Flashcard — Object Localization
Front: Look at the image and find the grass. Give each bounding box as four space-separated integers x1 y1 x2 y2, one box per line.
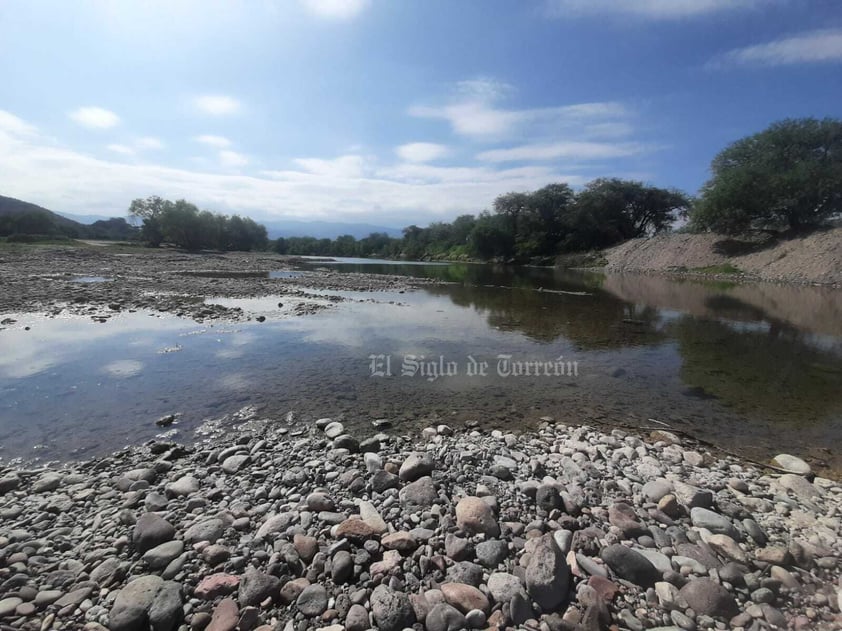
691 262 742 275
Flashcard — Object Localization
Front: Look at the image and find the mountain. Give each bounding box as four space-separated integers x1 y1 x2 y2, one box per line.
261 219 402 240
0 195 137 240
56 211 119 224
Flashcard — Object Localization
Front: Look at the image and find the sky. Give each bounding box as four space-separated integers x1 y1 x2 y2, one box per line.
0 0 840 228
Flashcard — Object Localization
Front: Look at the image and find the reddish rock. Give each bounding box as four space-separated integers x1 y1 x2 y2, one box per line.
588 576 620 601
194 573 240 600
335 518 378 541
440 583 490 614
207 598 239 631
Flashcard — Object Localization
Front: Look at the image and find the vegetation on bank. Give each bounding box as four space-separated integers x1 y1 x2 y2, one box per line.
128 196 268 251
0 195 137 241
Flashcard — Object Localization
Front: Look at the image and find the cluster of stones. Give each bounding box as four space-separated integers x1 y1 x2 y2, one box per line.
0 419 840 631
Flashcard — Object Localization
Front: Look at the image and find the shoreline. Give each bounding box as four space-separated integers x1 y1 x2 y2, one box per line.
0 416 839 630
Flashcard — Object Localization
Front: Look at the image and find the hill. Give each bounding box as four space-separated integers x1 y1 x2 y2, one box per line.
0 195 137 240
261 219 402 240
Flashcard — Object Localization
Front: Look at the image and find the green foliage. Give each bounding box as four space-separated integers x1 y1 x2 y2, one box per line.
691 263 741 275
692 117 842 234
128 196 268 251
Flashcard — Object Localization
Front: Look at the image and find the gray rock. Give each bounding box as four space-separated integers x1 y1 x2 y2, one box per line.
297 584 328 616
679 578 739 619
345 603 369 631
399 476 437 509
372 470 400 493
109 575 164 631
221 454 250 474
445 534 473 561
32 472 62 493
184 518 224 544
255 512 296 540
0 475 20 494
324 421 345 438
148 581 182 631
673 481 713 509
332 550 354 584
399 453 435 481
600 544 661 587
133 513 175 554
525 534 570 610
425 603 467 631
535 485 563 512
689 508 739 539
608 502 648 537
370 585 415 631
0 598 22 617
642 479 673 502
475 539 508 568
142 540 185 570
487 572 526 603
165 475 199 497
238 567 280 607
771 454 811 475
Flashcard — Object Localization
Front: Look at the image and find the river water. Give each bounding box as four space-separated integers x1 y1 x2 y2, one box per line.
1 259 840 473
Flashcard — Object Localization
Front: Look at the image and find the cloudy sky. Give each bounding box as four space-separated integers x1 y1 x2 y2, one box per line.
0 0 840 227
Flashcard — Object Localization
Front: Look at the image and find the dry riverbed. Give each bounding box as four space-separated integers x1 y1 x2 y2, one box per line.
0 417 839 631
0 246 433 323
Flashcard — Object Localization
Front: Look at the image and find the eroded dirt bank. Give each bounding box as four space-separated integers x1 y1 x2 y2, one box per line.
601 227 842 286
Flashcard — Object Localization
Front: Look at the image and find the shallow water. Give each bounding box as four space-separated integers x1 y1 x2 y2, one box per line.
1 260 840 472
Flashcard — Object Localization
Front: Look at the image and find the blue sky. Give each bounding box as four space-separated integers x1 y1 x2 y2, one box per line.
0 0 840 227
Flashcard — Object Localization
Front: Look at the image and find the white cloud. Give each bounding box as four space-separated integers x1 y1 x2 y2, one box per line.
195 95 241 116
69 106 121 129
194 134 232 148
300 0 370 19
293 155 367 178
711 29 842 68
546 0 768 19
136 136 164 150
219 150 249 168
395 142 449 163
477 141 648 163
0 110 645 227
107 144 135 156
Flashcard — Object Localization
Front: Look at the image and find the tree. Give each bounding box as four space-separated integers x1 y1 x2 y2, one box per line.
128 196 170 247
692 118 842 234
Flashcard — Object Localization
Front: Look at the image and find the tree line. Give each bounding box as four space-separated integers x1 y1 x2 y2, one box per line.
128 197 268 251
126 117 840 259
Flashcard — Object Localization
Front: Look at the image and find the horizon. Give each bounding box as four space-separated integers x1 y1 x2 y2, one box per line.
0 1 840 227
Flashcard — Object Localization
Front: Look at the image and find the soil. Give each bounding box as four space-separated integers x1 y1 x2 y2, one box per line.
601 226 842 286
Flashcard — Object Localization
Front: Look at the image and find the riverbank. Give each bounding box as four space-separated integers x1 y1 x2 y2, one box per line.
0 415 839 631
601 227 842 287
0 245 434 323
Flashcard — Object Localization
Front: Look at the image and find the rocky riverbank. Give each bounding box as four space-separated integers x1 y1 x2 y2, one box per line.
0 417 839 631
0 246 432 323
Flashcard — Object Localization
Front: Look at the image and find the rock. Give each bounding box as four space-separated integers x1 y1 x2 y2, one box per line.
778 474 822 501
184 518 225 544
345 604 369 631
221 454 250 474
399 476 438 509
755 546 792 566
525 534 570 610
148 581 182 631
707 534 748 564
333 434 359 451
255 512 296 540
371 549 402 575
90 557 125 587
0 598 22 617
455 496 499 537
608 502 648 537
673 481 713 509
323 421 344 438
465 609 486 629
487 573 526 603
359 500 388 534
658 494 682 518
0 475 20 494
399 452 434 481
771 454 811 475
32 472 62 493
425 603 467 631
306 492 335 512
441 583 490 614
279 578 310 605
679 578 739 619
297 584 328 616
109 575 164 631
206 598 238 631
143 540 185 569
475 539 508 567
293 534 319 562
650 430 680 444
689 507 739 539
447 561 484 586
600 544 661 587
133 513 176 554
166 475 199 497
382 531 417 553
194 574 240 600
332 550 354 583
642 479 673 502
535 485 563 512
335 518 378 541
655 581 687 611
239 567 280 607
445 534 473 561
372 470 400 493
370 585 415 631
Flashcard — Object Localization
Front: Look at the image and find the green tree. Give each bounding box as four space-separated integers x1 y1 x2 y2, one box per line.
692 118 842 234
128 196 170 247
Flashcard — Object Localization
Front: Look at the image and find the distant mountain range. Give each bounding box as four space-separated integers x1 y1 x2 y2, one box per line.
259 219 402 240
0 196 137 240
